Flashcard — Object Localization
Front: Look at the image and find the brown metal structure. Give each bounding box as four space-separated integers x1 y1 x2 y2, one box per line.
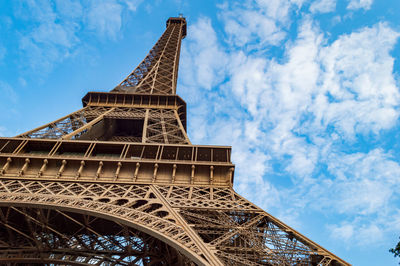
0 17 350 265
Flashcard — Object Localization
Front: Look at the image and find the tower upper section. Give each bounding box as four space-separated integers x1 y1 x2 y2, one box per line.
113 17 187 95
17 17 190 144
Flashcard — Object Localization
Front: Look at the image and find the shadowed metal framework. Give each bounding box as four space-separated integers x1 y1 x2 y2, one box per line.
0 17 350 265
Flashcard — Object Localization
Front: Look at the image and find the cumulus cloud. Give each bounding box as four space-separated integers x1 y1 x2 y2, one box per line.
181 17 227 91
85 0 123 40
231 19 400 237
15 1 80 73
330 223 354 242
316 22 400 138
266 20 399 242
218 0 308 49
180 15 282 209
310 0 336 14
325 149 400 214
221 8 286 47
180 1 400 248
19 20 79 72
347 0 373 10
14 0 143 74
31 22 78 48
224 18 323 179
121 0 143 11
255 0 306 23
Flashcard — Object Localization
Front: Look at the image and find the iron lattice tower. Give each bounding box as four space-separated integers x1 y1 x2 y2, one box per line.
0 17 350 266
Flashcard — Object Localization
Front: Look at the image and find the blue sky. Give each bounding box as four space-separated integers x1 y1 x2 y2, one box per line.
1 0 400 265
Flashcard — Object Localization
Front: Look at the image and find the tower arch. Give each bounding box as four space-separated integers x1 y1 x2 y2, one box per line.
0 193 204 265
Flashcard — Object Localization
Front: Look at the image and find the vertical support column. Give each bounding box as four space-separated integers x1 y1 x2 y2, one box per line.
142 109 150 143
160 110 169 144
0 158 12 175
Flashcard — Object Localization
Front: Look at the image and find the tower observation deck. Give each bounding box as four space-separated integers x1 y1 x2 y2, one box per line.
0 17 350 265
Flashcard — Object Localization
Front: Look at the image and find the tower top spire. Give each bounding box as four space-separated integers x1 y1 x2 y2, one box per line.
113 16 187 94
166 16 186 38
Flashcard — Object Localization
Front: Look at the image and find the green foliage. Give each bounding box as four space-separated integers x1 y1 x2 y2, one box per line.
390 237 400 263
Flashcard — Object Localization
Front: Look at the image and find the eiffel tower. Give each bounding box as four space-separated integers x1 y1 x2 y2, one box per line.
0 17 350 266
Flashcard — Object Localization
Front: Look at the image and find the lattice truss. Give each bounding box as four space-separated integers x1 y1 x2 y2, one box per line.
0 179 338 265
18 107 109 139
18 107 189 144
113 18 185 94
146 109 188 144
0 207 193 266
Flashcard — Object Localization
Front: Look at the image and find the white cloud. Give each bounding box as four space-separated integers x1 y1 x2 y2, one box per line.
316 22 400 138
330 221 385 246
299 148 400 247
218 0 308 49
180 16 282 210
347 0 373 10
330 223 354 241
85 0 123 40
255 0 306 23
267 22 400 240
357 224 384 244
15 1 79 73
223 18 323 180
19 22 78 73
180 6 400 248
217 4 398 146
31 21 78 48
221 9 286 47
325 149 400 214
120 0 143 11
14 0 143 74
310 0 336 14
181 17 227 91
